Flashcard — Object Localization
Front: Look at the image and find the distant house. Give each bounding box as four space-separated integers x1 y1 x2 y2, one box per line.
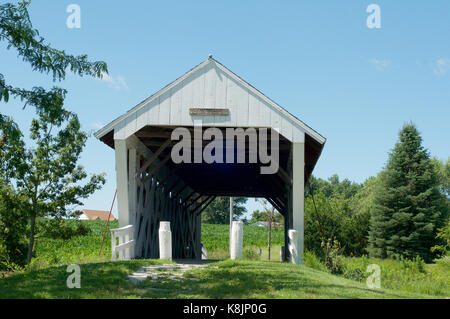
76 209 115 221
251 221 282 228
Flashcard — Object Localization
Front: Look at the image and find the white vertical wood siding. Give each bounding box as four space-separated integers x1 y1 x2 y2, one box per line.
112 60 306 143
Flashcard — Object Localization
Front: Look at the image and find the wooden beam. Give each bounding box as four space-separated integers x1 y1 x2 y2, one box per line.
266 174 286 195
128 146 138 226
292 142 305 264
141 140 174 148
138 139 172 175
126 135 153 159
158 166 181 185
189 108 229 116
128 134 173 182
185 193 203 209
269 195 283 209
115 139 129 227
173 183 188 199
147 152 172 176
181 190 196 205
135 131 172 139
191 195 213 215
192 188 271 198
267 197 284 215
277 164 292 186
287 142 293 171
167 177 182 194
196 196 216 216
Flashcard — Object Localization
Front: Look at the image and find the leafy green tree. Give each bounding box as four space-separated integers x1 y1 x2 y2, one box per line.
430 157 450 198
0 184 28 269
0 2 107 125
343 177 377 256
1 112 105 264
202 197 247 224
305 175 371 257
249 210 266 223
431 220 450 256
249 209 283 224
0 117 29 269
304 191 342 257
307 174 362 200
367 123 448 262
0 1 108 266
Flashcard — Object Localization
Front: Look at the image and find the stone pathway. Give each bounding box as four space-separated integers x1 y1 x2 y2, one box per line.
128 260 216 284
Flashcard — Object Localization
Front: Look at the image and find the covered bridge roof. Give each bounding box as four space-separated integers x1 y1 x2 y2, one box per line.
95 57 325 201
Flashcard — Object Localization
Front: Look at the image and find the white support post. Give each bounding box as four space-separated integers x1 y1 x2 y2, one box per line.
128 146 137 227
230 221 243 260
201 244 208 260
288 229 299 264
115 139 130 228
159 221 172 260
292 142 305 264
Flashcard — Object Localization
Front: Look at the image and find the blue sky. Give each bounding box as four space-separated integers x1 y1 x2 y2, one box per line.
1 0 449 218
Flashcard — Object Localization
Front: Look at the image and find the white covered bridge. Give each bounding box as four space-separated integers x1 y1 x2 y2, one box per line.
94 56 325 264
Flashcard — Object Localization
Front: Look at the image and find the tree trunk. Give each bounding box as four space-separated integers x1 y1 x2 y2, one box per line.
27 213 36 264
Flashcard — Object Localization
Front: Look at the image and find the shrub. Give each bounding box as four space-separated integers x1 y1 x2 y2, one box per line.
0 243 23 273
398 255 426 274
431 222 450 256
303 250 327 272
37 218 92 240
0 188 28 269
322 239 345 275
243 248 260 261
343 268 365 282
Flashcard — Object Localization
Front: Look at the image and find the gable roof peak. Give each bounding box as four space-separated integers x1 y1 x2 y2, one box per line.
94 57 325 145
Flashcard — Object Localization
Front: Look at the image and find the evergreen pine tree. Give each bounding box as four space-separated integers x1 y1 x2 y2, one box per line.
367 123 447 262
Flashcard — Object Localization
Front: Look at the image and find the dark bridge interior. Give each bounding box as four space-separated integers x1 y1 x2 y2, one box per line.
100 125 324 217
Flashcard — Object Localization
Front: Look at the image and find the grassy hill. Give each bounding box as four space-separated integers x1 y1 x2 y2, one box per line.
0 259 437 299
1 220 448 299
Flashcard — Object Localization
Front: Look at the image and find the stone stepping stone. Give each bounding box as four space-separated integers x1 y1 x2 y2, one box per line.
128 262 210 284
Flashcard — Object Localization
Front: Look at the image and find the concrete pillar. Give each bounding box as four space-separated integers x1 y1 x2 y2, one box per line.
292 142 305 264
201 244 208 260
230 221 243 260
159 221 172 260
114 139 130 227
288 229 299 264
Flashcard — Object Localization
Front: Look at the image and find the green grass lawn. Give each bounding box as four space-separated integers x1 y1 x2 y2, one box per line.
201 223 284 252
29 219 117 269
1 220 448 299
0 259 438 299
